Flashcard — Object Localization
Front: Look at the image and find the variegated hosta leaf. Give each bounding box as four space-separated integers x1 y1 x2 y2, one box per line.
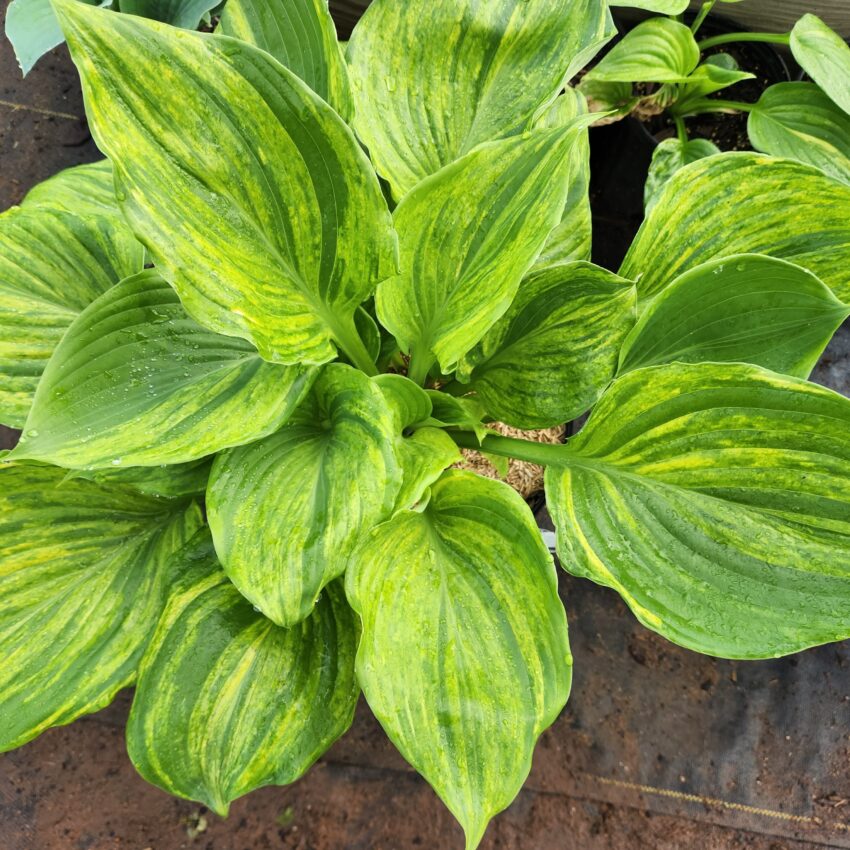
644 138 721 212
608 0 688 12
11 271 315 469
457 262 636 429
22 159 118 217
672 55 755 115
791 14 850 117
748 83 850 186
347 471 572 850
533 90 593 266
127 532 359 814
619 255 849 379
347 0 613 198
620 152 850 303
585 18 700 84
119 0 219 28
207 363 401 626
67 457 212 500
545 362 850 659
55 0 397 368
0 208 143 428
376 128 582 382
374 374 460 511
219 0 352 120
0 463 203 751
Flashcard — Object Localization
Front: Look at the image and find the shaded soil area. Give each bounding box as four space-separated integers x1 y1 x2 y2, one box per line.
2 1 850 848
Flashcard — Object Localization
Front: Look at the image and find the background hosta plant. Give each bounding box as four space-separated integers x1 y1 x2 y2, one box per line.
1 0 849 847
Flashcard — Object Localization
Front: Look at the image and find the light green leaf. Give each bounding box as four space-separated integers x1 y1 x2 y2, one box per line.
619 254 849 378
376 128 582 381
119 0 219 28
533 90 593 266
55 0 397 368
577 78 639 122
0 208 144 428
374 374 461 511
608 0 689 12
620 152 850 303
219 0 352 119
4 0 105 75
748 83 850 185
66 458 212 500
127 532 359 815
545 362 850 659
11 270 315 469
791 14 850 117
347 0 613 198
22 159 119 217
586 19 700 84
347 470 571 850
207 363 401 627
644 137 721 211
457 262 636 429
425 392 489 444
673 58 755 113
0 463 202 751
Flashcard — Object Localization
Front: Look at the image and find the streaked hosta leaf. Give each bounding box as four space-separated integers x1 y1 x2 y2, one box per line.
119 0 219 28
374 374 460 510
347 471 571 850
55 0 397 367
0 463 202 751
533 91 593 266
545 362 850 659
347 0 612 198
619 255 849 378
585 19 700 84
644 137 720 211
608 0 688 11
376 128 581 381
22 159 118 217
11 271 315 469
207 364 401 626
219 0 352 119
127 532 359 814
620 152 850 302
67 458 212 500
4 0 105 75
0 208 143 427
791 14 850 117
748 83 850 185
457 262 636 429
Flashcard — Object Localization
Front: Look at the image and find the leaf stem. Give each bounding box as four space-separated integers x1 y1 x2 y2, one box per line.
331 319 379 376
681 97 755 114
674 115 688 144
690 0 716 35
449 430 566 466
407 348 435 386
697 31 791 51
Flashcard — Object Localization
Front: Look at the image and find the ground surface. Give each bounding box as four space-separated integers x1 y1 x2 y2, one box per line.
1 2 850 848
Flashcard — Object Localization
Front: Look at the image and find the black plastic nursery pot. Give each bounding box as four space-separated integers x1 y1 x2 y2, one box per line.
2 2 850 849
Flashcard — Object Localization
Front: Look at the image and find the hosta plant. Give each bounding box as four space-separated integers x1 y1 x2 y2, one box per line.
586 0 850 205
2 0 850 847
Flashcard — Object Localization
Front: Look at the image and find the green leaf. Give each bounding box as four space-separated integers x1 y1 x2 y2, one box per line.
791 14 850 117
118 0 219 28
347 0 613 198
644 137 721 211
619 254 849 378
11 270 315 469
347 470 571 850
533 90 593 266
673 58 755 113
374 374 461 511
425 392 489 444
55 0 397 368
22 159 119 217
577 78 639 122
608 0 689 12
66 458 212 500
620 152 850 303
457 262 636 429
207 363 401 626
376 128 583 381
219 0 352 119
127 532 359 815
748 82 850 186
4 0 105 75
545 362 850 659
0 463 203 751
0 208 143 428
586 19 700 84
